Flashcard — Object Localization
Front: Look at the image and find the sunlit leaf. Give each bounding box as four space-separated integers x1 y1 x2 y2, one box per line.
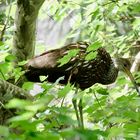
18 60 28 66
58 49 79 66
5 54 16 62
60 128 76 139
108 127 124 138
57 83 72 98
96 87 109 95
39 76 47 82
86 41 101 52
0 126 9 137
85 51 97 60
0 41 4 46
8 112 34 122
6 98 31 109
22 82 34 90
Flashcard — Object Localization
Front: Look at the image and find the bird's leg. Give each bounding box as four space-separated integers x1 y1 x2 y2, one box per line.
72 97 81 127
68 72 80 126
69 70 83 128
72 87 83 128
78 98 84 128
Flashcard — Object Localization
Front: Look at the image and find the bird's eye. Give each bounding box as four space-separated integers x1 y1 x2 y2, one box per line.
123 63 127 67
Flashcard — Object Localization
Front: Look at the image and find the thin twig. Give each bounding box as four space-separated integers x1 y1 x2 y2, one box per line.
0 0 12 41
61 96 65 107
93 92 103 111
0 70 6 80
102 0 119 6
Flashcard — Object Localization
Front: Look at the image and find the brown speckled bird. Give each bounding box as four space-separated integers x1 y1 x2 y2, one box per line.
25 42 140 128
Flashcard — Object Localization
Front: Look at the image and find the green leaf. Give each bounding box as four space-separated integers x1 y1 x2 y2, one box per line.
25 103 45 112
85 51 97 61
6 98 31 109
132 4 140 13
117 76 127 85
0 41 4 46
0 24 4 30
124 123 140 139
57 83 72 98
124 123 140 132
10 120 40 131
45 133 60 140
8 112 34 122
85 41 101 60
58 49 79 66
0 126 9 137
0 62 13 80
91 8 100 20
22 82 34 90
5 54 16 62
109 117 129 123
58 114 75 125
76 129 108 140
41 82 53 91
60 128 76 139
108 127 124 138
18 60 28 66
86 41 101 52
96 87 109 95
0 62 12 73
39 76 47 82
58 55 71 67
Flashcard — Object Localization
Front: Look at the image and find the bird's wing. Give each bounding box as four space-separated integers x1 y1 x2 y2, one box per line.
26 42 89 69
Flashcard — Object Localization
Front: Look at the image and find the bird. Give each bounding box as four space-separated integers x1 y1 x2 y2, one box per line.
24 42 140 128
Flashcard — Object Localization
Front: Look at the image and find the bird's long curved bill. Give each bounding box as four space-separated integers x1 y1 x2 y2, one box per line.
124 68 140 96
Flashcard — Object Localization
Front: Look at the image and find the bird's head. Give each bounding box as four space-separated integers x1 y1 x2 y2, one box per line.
114 58 140 95
114 58 131 72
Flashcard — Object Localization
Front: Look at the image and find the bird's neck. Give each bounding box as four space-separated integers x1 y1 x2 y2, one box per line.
102 61 119 85
112 58 119 69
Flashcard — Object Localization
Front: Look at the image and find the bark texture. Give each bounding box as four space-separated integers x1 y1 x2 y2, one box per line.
12 0 45 61
0 79 32 124
1 0 44 124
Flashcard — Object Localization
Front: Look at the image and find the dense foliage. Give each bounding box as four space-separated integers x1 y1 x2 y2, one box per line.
0 0 140 139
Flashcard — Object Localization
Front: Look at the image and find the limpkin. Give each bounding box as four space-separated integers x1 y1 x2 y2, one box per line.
25 42 140 128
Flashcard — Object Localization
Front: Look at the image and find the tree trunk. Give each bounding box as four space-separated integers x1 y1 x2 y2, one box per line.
0 0 45 125
12 0 45 61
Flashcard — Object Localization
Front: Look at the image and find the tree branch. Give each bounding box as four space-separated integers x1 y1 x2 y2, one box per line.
0 79 32 103
0 79 33 125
